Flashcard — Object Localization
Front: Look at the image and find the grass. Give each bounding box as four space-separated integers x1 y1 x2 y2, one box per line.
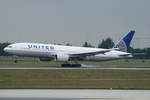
0 69 150 89
0 57 150 89
0 61 150 67
0 61 61 66
0 56 150 67
83 61 150 67
0 57 150 67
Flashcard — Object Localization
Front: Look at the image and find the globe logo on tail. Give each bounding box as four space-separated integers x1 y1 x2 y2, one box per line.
116 40 127 52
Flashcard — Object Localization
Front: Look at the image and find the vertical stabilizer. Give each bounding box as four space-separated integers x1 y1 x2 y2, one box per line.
113 30 135 52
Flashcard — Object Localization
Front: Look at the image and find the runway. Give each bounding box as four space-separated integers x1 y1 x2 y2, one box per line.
0 89 150 100
0 66 150 100
0 65 150 70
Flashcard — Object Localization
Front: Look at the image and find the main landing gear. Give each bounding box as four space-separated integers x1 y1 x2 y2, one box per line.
61 63 81 67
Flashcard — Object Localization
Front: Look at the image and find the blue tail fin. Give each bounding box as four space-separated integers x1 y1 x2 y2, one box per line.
113 30 135 52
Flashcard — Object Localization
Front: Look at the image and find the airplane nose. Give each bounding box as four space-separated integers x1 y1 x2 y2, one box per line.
4 47 8 52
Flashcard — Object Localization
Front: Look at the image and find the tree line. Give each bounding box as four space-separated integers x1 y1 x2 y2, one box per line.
0 39 150 59
0 42 10 56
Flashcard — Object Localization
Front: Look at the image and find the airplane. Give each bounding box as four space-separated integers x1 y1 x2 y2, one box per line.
4 30 135 67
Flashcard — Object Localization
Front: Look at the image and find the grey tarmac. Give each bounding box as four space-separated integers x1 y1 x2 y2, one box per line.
0 89 150 100
0 65 150 70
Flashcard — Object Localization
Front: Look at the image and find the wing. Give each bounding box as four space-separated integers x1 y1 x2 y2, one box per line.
69 50 110 57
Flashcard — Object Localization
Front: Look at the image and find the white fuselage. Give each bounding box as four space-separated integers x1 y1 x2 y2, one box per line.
4 43 132 61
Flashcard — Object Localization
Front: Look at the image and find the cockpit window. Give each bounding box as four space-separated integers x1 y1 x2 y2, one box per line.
8 46 12 48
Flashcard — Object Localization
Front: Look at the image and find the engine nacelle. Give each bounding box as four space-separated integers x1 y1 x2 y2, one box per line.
40 57 54 61
56 53 69 62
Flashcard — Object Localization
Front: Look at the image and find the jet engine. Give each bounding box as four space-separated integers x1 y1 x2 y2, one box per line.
56 53 69 62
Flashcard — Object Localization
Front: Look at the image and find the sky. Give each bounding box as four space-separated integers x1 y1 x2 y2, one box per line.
0 0 150 48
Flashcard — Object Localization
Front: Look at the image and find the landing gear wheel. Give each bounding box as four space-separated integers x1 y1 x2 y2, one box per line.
14 60 18 63
61 64 81 67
